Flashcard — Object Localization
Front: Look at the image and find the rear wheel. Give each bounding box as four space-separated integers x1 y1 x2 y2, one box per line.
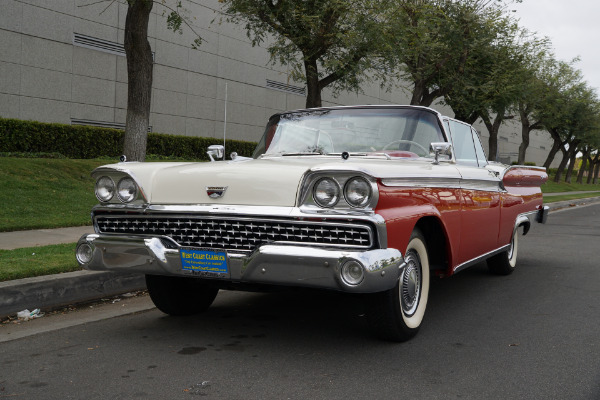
145 275 219 316
487 229 518 275
367 228 430 341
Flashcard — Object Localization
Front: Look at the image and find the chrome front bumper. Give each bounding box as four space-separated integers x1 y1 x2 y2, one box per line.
76 234 405 294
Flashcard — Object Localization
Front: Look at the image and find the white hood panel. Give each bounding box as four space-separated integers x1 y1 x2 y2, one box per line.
97 157 460 207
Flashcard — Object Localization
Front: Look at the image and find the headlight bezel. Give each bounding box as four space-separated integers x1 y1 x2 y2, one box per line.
92 168 146 205
300 171 378 212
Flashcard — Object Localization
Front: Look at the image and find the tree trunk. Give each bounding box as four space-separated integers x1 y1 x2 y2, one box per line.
517 127 530 165
564 143 580 184
554 147 569 183
123 0 154 162
410 79 426 106
543 137 562 170
586 154 597 184
593 160 600 184
304 58 322 108
576 148 589 184
481 112 504 162
517 105 530 165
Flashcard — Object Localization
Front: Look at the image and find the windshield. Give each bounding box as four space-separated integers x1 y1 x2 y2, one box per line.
252 107 445 158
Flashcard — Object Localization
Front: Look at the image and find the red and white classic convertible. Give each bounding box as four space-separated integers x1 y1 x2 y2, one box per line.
76 105 549 341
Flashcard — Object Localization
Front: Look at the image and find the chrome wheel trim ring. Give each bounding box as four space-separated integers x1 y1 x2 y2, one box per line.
401 250 421 317
508 232 515 260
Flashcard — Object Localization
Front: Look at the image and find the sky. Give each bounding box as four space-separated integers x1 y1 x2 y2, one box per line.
512 0 600 94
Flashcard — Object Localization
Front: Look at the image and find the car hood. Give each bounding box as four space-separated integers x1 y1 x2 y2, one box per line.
98 156 460 207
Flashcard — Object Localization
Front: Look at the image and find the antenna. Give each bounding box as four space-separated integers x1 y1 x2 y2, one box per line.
223 82 228 157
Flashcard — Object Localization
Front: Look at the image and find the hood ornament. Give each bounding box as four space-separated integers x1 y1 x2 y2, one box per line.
206 186 228 198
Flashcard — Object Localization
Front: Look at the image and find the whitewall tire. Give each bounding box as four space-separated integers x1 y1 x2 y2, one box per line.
367 228 430 341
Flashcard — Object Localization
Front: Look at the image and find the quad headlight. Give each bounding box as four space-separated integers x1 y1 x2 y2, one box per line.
95 176 115 202
95 174 140 204
313 177 341 208
308 174 376 210
344 177 372 208
117 177 137 203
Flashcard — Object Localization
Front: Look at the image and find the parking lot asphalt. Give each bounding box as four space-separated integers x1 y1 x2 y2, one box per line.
1 196 599 319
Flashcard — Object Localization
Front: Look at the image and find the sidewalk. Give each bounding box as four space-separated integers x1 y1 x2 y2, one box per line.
2 193 600 319
0 225 93 250
543 190 600 197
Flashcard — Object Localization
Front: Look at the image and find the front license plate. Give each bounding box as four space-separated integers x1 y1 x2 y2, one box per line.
180 247 229 278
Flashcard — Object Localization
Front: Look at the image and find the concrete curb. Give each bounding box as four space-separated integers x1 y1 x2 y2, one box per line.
0 270 146 319
545 196 600 211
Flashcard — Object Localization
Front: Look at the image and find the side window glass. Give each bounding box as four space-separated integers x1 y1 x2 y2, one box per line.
448 120 477 166
472 128 488 167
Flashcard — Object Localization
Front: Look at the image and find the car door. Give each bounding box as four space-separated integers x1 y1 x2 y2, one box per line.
446 119 502 267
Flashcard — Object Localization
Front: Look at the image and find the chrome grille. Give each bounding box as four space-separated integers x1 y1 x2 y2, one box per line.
95 215 374 252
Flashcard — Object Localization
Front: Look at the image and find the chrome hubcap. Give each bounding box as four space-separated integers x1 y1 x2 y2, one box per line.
401 250 421 316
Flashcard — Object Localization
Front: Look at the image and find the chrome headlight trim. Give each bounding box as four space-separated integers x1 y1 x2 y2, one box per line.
117 177 138 203
299 170 379 211
91 167 148 205
95 176 115 202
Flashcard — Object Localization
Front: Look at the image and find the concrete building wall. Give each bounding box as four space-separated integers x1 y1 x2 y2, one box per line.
0 0 557 166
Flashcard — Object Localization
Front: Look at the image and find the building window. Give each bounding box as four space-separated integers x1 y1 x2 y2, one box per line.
73 33 154 60
71 118 152 132
266 80 306 96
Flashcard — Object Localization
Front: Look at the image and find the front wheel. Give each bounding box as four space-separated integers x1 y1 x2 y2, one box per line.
487 229 518 275
146 275 219 316
366 229 430 341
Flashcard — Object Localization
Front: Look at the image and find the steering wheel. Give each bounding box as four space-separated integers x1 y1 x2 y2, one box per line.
382 140 428 156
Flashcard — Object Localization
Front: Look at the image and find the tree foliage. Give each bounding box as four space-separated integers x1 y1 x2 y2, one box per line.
218 0 390 108
387 0 511 108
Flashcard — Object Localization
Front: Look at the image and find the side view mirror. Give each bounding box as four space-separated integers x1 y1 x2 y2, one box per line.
207 145 225 162
429 142 453 165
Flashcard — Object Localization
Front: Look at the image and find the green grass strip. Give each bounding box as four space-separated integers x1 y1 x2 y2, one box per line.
0 158 106 232
543 192 600 203
542 179 600 193
0 243 80 282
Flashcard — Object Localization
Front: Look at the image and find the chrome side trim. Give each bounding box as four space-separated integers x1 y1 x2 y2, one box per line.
381 177 502 192
381 177 461 188
453 244 511 274
460 179 502 192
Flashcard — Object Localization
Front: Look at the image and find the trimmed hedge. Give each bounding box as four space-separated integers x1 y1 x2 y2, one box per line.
0 118 257 161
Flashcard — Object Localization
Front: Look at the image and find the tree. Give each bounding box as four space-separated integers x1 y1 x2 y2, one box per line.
387 0 511 108
544 82 598 183
443 16 534 160
123 0 154 162
84 0 202 161
515 41 553 164
218 0 390 108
